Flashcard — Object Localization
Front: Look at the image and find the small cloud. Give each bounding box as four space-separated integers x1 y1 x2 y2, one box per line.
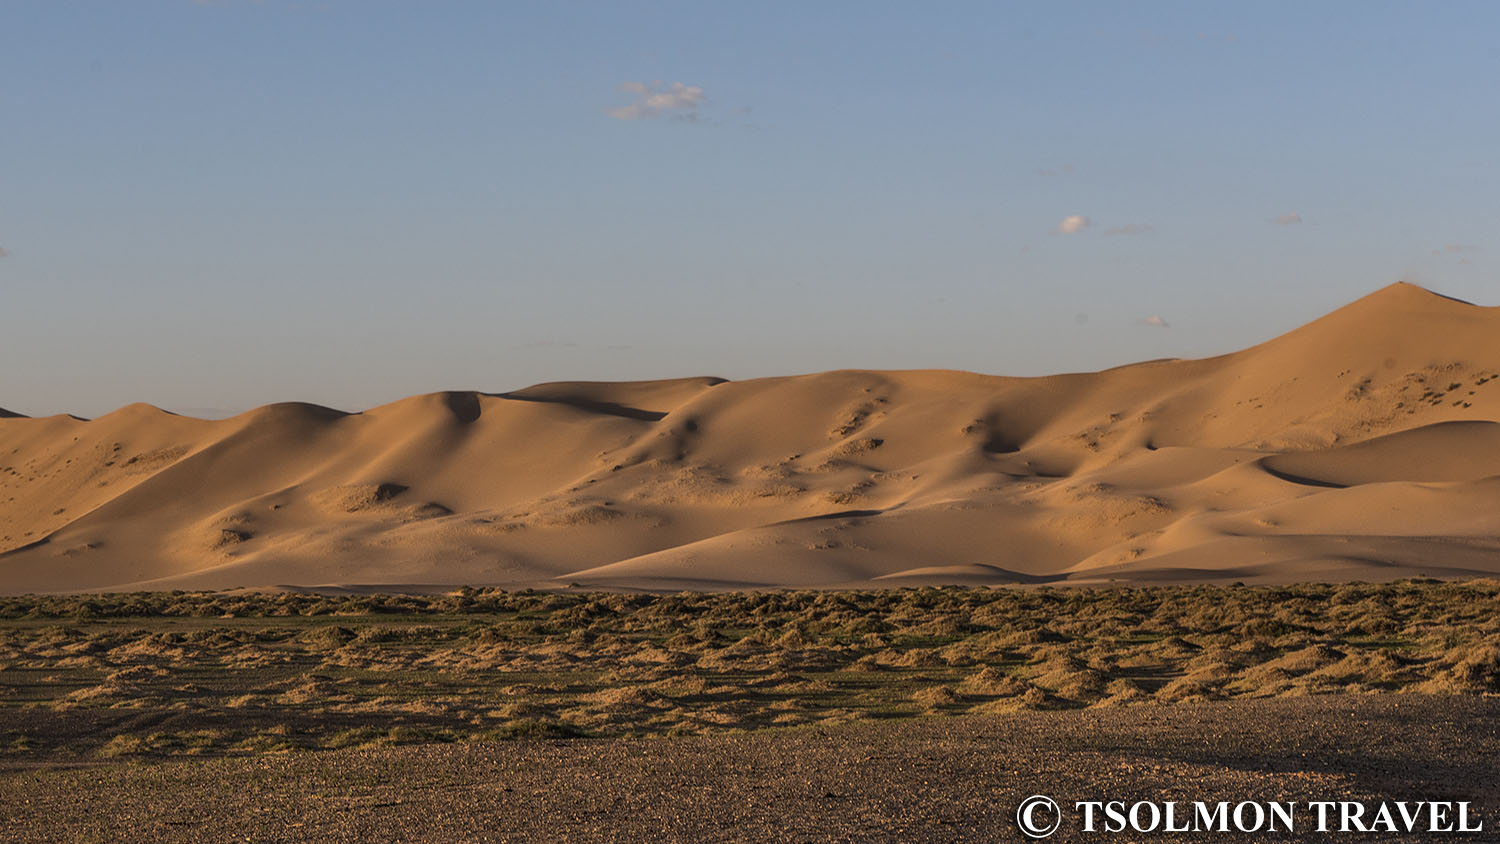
1056 215 1092 235
0 246 8 258
1272 212 1302 225
1104 223 1154 236
1139 315 1170 328
608 81 706 121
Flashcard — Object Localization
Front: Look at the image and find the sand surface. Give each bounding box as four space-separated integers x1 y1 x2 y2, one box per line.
4 282 1500 592
5 696 1496 842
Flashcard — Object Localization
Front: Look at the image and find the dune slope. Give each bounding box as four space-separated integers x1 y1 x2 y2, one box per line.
3 283 1500 592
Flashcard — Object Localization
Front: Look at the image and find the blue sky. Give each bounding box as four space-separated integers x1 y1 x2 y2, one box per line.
2 1 1496 417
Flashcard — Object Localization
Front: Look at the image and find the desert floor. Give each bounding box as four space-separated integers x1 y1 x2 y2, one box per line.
2 696 1496 843
3 584 1500 841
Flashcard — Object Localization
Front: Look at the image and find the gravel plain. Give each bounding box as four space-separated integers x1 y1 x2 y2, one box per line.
4 695 1498 843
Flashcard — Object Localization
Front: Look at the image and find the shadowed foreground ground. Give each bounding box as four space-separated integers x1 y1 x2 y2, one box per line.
5 695 1498 843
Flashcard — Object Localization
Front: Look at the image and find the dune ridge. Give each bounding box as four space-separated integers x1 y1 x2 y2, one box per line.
4 282 1500 593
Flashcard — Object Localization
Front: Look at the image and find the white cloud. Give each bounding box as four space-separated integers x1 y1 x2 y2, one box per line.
1056 215 1092 234
608 81 705 121
1104 223 1154 236
1273 212 1302 225
1139 315 1170 327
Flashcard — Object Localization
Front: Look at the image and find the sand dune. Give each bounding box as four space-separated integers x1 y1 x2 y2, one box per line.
4 282 1500 592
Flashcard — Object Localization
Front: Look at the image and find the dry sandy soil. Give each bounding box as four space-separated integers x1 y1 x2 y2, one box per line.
4 695 1497 843
3 282 1500 592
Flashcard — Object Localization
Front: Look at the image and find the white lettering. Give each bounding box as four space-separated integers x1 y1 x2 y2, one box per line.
1268 801 1295 832
1130 801 1161 832
1458 802 1483 832
1074 801 1101 832
1103 800 1128 833
1431 802 1453 832
1369 803 1397 833
1163 802 1190 833
1395 802 1423 831
1049 796 1481 834
1342 801 1368 833
1233 801 1265 832
1310 800 1336 832
1194 801 1229 832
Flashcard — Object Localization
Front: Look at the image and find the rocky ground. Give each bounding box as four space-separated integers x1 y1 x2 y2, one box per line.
5 695 1498 843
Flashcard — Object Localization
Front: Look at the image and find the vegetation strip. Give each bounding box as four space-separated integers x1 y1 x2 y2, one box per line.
2 580 1498 763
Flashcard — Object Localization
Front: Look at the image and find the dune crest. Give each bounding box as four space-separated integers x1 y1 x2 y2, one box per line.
4 283 1500 592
